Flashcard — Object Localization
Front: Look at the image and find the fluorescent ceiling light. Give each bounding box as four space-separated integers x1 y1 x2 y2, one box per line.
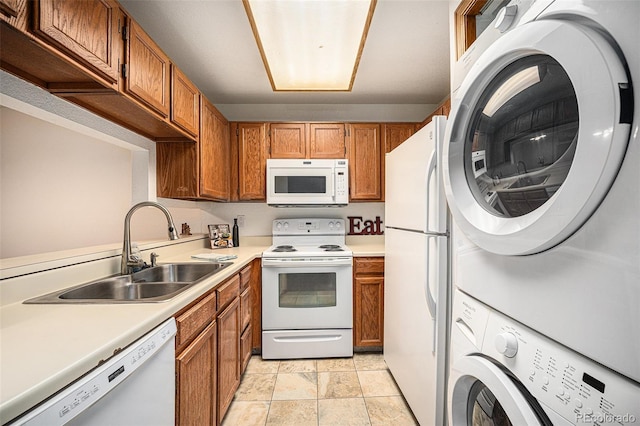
243 0 376 91
483 66 541 117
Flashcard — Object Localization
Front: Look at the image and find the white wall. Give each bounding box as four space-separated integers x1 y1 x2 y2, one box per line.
0 107 133 257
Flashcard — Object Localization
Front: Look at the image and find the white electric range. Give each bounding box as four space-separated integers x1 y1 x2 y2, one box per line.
261 218 353 359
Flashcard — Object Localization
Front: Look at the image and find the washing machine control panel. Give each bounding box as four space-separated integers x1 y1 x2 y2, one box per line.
483 313 640 425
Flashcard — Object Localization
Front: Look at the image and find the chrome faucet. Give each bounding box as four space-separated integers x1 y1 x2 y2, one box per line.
121 201 179 274
517 161 528 174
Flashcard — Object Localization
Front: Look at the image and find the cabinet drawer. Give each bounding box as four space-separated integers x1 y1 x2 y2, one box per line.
354 257 384 275
217 274 240 311
240 264 252 292
175 290 216 352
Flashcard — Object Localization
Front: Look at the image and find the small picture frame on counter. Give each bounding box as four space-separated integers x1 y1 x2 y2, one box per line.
208 224 234 249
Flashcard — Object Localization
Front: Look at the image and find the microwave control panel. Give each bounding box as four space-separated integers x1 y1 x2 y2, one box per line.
335 160 349 202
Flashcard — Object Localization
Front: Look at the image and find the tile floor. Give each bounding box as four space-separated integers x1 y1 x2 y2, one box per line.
221 353 419 426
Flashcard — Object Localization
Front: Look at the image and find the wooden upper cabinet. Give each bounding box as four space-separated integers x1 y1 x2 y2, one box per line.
269 123 306 158
420 97 451 129
309 123 346 158
383 123 416 153
236 122 267 201
125 18 170 117
33 0 121 84
381 123 417 201
171 65 200 138
200 96 230 201
348 123 382 201
0 0 19 17
156 141 198 199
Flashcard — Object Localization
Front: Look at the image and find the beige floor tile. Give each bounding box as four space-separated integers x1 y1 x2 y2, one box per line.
365 396 418 426
357 370 401 397
272 372 318 400
318 398 371 425
318 371 363 399
221 400 269 426
245 356 280 374
317 357 356 372
354 353 388 371
278 359 317 373
266 400 318 425
235 373 277 401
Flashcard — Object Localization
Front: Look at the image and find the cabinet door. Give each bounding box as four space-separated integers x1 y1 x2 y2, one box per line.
176 321 217 426
200 96 230 200
383 123 416 153
354 257 385 348
171 65 199 137
382 123 417 201
240 287 251 332
217 297 240 424
125 19 170 116
0 0 19 17
309 123 346 158
156 141 198 199
34 0 120 83
237 122 267 200
354 276 385 347
240 323 253 374
269 123 306 158
349 123 382 201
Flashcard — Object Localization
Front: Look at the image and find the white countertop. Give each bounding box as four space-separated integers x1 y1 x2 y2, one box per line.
0 237 383 423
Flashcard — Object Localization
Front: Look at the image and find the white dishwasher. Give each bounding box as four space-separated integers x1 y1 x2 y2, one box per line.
9 318 177 426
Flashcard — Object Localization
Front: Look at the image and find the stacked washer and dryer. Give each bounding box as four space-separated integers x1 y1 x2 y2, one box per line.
442 0 640 424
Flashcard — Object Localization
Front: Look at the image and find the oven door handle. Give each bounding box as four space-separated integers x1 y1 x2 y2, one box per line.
262 258 353 267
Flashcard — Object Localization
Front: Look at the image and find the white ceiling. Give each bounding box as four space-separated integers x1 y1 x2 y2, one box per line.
118 0 452 107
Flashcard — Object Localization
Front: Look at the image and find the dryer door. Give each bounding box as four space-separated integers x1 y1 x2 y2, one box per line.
449 355 552 425
443 19 632 255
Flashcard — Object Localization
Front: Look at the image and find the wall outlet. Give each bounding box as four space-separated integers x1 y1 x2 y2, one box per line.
237 215 245 227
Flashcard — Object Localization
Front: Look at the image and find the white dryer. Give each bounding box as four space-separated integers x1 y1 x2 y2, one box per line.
443 0 640 383
449 289 640 425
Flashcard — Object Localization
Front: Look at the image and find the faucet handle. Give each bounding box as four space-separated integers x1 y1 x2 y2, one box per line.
150 252 159 267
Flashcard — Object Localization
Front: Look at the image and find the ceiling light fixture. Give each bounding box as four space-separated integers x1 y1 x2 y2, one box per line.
243 0 377 92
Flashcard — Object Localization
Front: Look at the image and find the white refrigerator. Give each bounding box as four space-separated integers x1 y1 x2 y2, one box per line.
384 116 449 426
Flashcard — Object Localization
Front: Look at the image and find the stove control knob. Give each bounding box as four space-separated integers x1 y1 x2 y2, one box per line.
495 332 518 358
275 222 282 231
283 222 289 230
335 221 342 230
329 221 335 229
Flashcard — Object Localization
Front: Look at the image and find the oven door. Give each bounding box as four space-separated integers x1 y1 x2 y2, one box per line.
261 257 353 330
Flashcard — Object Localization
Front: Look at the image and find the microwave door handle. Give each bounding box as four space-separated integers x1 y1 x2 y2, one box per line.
331 172 335 200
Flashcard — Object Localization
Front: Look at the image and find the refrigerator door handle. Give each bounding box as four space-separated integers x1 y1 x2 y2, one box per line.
424 150 437 234
425 236 437 354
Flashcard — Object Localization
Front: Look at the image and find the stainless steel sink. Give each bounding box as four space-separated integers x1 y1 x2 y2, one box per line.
24 262 231 304
508 175 549 189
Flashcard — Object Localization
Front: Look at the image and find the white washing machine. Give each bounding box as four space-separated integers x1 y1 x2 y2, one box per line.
449 289 640 426
443 0 640 385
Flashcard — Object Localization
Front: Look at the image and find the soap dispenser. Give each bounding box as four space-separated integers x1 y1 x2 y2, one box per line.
232 218 240 247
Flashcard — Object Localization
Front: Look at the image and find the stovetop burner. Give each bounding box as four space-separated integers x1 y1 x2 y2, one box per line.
272 245 297 252
320 244 344 252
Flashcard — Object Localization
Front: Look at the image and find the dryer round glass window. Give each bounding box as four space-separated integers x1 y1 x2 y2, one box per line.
465 55 578 218
442 19 632 255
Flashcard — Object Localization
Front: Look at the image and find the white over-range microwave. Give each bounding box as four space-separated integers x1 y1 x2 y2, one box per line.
266 159 349 206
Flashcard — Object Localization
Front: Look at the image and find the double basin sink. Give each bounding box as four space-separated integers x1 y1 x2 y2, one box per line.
25 263 231 304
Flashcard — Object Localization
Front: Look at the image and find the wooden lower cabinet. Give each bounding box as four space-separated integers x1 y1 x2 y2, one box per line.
176 321 217 426
217 296 241 424
174 267 254 426
353 257 385 349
